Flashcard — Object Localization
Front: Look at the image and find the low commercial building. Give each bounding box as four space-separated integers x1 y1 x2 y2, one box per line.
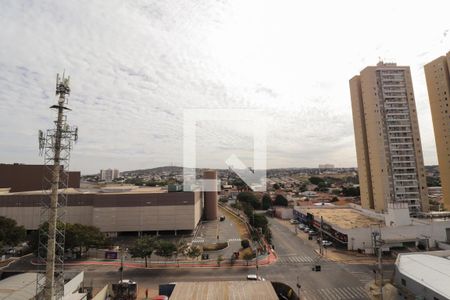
294 204 450 253
394 251 450 299
0 186 203 236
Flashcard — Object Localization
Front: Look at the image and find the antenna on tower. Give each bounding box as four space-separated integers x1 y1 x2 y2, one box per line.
36 72 78 300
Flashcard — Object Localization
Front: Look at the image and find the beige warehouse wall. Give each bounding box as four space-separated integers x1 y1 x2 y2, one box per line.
92 205 197 232
0 206 93 230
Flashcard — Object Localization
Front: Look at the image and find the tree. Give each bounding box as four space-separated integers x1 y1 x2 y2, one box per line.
231 178 250 192
309 177 324 185
237 192 260 210
129 236 157 267
264 228 272 244
342 186 360 197
186 245 202 260
155 240 176 260
65 223 105 257
243 251 254 266
261 194 272 210
330 196 339 203
217 255 224 267
273 183 280 190
251 214 268 230
274 194 288 207
0 216 26 247
316 181 329 192
175 239 188 267
30 221 65 258
299 183 307 193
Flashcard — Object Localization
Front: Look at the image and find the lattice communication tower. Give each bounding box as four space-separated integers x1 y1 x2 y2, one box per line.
36 73 78 300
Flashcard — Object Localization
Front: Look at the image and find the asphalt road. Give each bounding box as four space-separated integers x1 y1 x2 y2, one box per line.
2 217 395 300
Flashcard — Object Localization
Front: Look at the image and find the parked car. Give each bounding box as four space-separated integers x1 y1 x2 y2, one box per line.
219 215 226 221
298 224 305 230
289 219 299 224
322 240 333 247
308 230 318 236
247 274 266 281
303 227 310 233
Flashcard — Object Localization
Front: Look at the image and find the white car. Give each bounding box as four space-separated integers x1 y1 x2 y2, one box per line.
322 240 333 247
298 224 305 229
247 274 266 281
289 219 299 224
303 227 310 232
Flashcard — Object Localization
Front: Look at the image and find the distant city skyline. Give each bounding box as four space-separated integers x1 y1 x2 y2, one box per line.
1 0 450 174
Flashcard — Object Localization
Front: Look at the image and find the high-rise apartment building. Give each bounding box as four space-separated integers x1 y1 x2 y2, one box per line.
99 169 119 182
350 62 429 213
424 52 450 210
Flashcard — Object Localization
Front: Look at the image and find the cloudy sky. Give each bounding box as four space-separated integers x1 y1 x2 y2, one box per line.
1 0 450 174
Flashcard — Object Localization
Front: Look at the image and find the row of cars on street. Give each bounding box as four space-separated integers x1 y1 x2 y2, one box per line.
290 219 333 247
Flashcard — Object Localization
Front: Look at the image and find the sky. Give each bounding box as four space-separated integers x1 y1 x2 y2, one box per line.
1 0 450 174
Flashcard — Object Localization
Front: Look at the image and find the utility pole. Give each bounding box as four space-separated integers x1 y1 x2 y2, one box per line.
38 73 78 300
120 248 124 283
371 224 383 300
319 216 324 256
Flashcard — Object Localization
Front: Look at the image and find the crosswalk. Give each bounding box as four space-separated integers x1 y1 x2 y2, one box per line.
347 271 373 285
303 286 370 300
227 238 242 242
191 238 205 244
341 266 374 285
277 255 318 264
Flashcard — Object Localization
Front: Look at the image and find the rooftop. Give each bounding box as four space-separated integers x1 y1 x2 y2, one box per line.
0 272 39 300
396 253 450 298
0 185 168 196
169 281 278 300
296 207 383 229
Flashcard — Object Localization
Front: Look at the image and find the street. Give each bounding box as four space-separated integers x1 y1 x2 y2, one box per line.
1 218 395 300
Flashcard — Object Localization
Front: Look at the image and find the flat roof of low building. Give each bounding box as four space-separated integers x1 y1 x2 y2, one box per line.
0 272 38 300
397 254 450 298
0 186 168 196
296 207 383 229
169 281 278 300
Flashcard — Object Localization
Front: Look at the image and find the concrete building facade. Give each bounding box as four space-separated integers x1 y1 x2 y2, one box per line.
99 169 119 182
350 62 429 213
424 52 450 211
0 189 203 235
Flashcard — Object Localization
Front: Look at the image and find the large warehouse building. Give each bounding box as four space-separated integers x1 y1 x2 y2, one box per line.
0 167 220 235
0 186 203 236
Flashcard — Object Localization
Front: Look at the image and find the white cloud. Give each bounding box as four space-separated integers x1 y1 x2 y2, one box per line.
0 0 449 174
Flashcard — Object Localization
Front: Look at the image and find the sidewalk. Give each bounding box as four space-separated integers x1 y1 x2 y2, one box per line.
31 250 278 269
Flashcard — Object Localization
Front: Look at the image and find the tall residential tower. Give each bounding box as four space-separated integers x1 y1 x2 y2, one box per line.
350 62 429 213
424 52 450 210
